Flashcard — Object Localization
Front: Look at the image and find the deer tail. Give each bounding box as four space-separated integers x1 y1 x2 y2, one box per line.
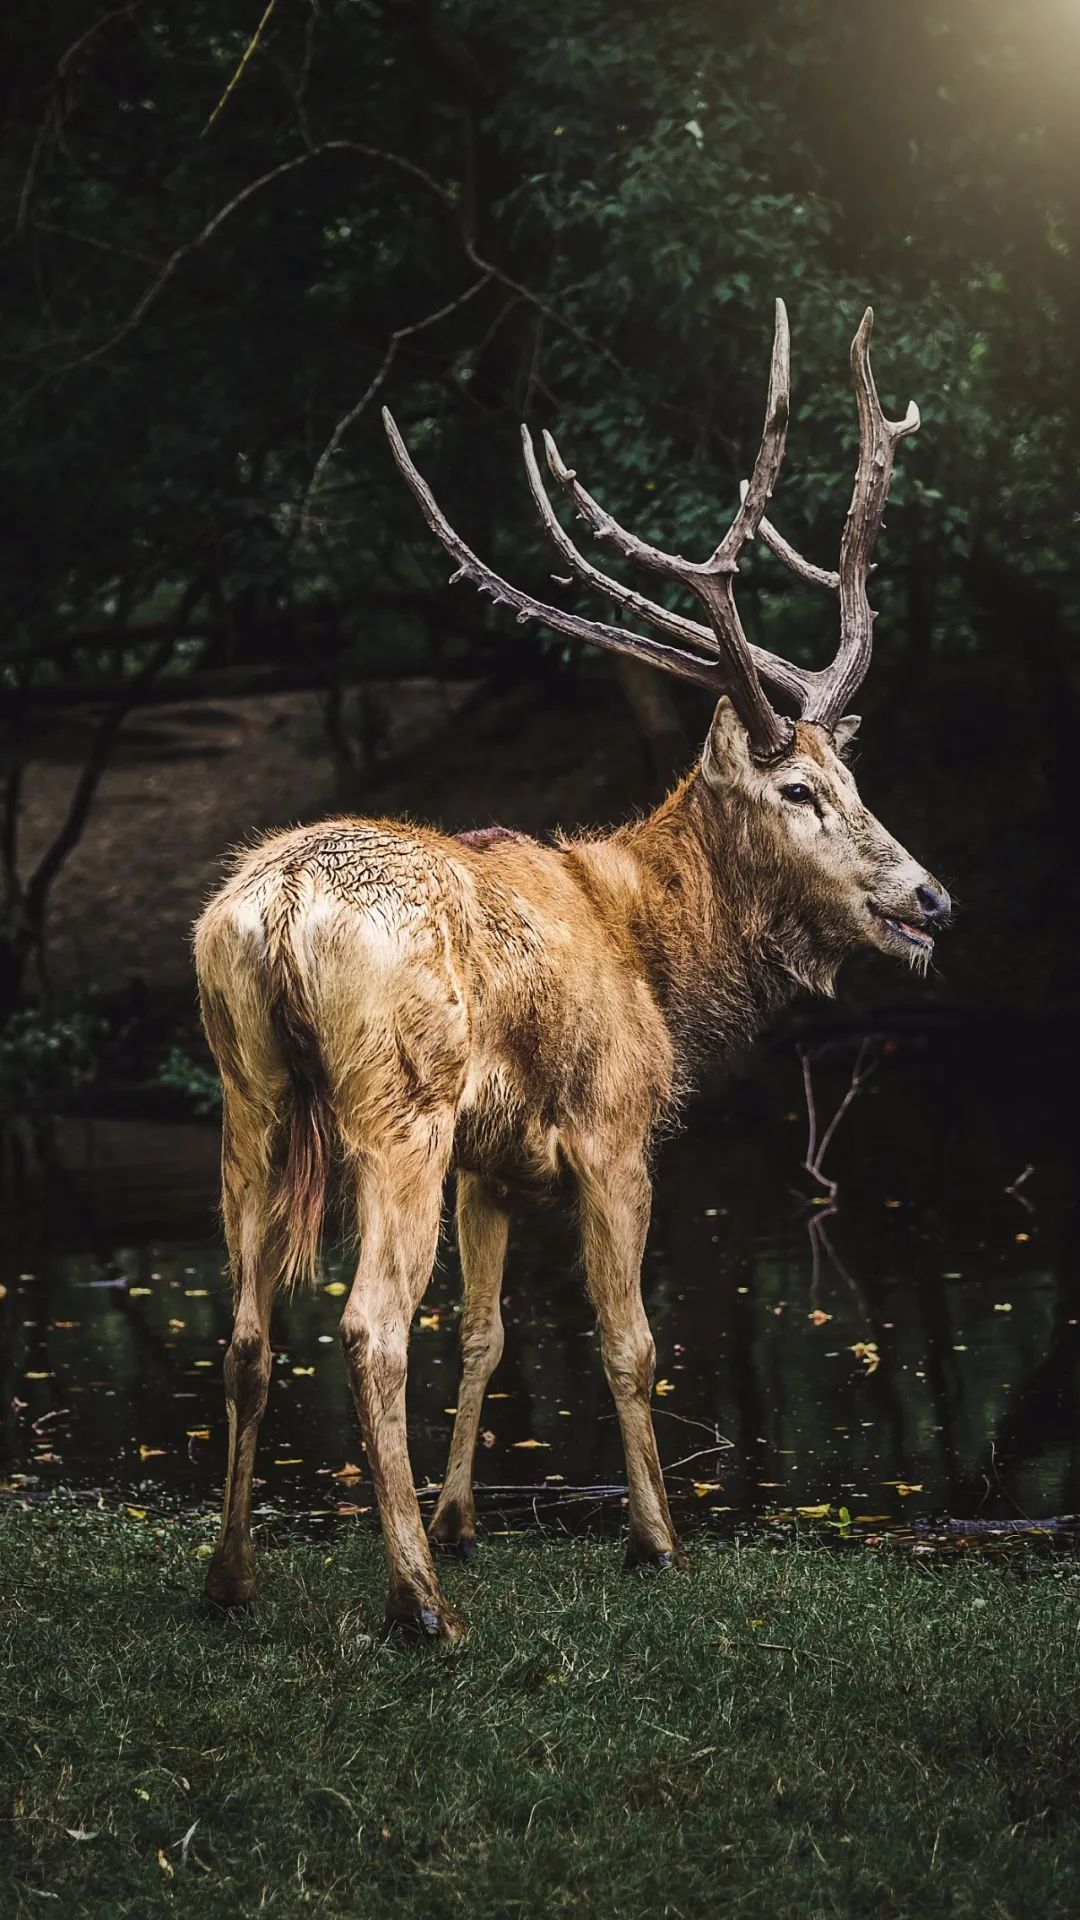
265 896 337 1290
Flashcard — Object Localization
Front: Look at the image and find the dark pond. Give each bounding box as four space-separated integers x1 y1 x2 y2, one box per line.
2 1021 1077 1539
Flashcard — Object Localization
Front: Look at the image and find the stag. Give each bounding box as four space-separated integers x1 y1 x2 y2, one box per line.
195 302 950 1636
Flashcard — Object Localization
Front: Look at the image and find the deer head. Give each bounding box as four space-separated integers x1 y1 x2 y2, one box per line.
384 301 951 970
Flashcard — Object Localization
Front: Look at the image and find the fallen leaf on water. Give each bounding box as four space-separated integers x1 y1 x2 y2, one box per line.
654 1379 675 1396
324 1281 347 1297
126 1507 147 1521
128 1287 152 1298
850 1342 880 1373
796 1503 831 1519
480 1429 495 1448
274 1457 303 1466
292 1366 315 1376
139 1445 166 1461
418 1313 440 1330
994 1302 1013 1313
488 1391 512 1400
24 1372 52 1381
512 1438 550 1449
51 1320 78 1330
336 1502 371 1516
808 1310 833 1326
1015 1233 1030 1244
854 1514 893 1524
184 1288 209 1298
332 1461 364 1480
444 1406 458 1416
193 1360 213 1369
693 1481 723 1496
186 1428 210 1441
169 1319 186 1332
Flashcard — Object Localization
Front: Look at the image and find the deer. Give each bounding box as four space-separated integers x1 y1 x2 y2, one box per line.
194 301 950 1638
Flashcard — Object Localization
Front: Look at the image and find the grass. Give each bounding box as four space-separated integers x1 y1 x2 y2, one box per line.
2 1505 1080 1918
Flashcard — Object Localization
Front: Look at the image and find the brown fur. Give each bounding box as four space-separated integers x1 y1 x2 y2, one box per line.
195 701 947 1632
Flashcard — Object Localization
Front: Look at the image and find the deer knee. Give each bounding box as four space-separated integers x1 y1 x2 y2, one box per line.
460 1310 503 1376
223 1329 269 1408
600 1323 655 1400
340 1305 408 1401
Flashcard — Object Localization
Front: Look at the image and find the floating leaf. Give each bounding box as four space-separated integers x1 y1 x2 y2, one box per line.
796 1503 831 1519
292 1366 315 1376
126 1506 147 1521
332 1461 364 1480
24 1371 52 1381
274 1457 303 1466
654 1379 675 1396
324 1281 347 1297
418 1313 440 1330
169 1319 186 1332
128 1286 152 1298
994 1302 1013 1313
186 1428 210 1441
512 1438 550 1449
480 1429 496 1448
850 1342 880 1374
693 1481 723 1496
184 1288 209 1298
808 1310 833 1326
138 1445 166 1461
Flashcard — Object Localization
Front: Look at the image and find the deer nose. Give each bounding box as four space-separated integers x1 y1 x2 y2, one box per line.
915 881 951 927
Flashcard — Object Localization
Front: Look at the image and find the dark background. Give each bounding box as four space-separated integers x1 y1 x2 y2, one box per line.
2 0 1079 1112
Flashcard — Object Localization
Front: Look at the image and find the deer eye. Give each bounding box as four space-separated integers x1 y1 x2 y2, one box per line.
780 782 815 805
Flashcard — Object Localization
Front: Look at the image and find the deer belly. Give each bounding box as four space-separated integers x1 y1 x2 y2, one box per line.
451 1067 562 1191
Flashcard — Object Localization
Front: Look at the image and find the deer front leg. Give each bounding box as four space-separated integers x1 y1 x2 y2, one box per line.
429 1172 510 1560
576 1144 683 1571
340 1128 464 1641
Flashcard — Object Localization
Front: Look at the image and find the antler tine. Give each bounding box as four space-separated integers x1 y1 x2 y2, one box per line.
738 482 841 594
803 308 920 726
713 298 791 564
382 408 731 697
520 427 722 654
524 428 814 711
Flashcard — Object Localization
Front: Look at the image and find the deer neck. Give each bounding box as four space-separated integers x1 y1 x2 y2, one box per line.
580 769 837 1075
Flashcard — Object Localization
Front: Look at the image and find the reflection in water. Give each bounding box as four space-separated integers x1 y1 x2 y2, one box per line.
2 1028 1077 1532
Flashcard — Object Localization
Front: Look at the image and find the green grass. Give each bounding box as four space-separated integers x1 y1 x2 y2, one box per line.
2 1506 1080 1918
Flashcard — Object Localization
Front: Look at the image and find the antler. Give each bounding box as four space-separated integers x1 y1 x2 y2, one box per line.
383 300 919 757
741 308 920 726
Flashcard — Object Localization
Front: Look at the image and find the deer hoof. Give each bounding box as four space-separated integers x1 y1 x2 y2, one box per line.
428 1501 478 1562
430 1527 479 1564
384 1594 467 1643
623 1540 688 1574
202 1564 258 1609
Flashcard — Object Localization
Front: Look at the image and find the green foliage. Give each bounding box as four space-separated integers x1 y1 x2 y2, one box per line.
156 1046 222 1118
4 1504 1080 1916
0 1004 102 1116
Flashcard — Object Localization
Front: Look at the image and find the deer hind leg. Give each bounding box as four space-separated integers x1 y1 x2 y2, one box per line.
340 1114 464 1640
204 1113 279 1607
575 1144 683 1571
429 1172 510 1560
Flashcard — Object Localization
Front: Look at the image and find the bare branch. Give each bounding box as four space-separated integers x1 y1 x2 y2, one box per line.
298 275 491 543
202 0 280 136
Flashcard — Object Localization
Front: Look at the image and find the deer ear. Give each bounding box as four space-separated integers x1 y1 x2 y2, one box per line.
701 696 753 787
833 713 861 756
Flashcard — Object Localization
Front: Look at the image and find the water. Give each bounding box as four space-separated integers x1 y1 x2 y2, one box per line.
2 1024 1076 1537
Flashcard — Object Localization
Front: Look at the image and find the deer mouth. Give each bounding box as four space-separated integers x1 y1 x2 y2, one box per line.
868 901 935 954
